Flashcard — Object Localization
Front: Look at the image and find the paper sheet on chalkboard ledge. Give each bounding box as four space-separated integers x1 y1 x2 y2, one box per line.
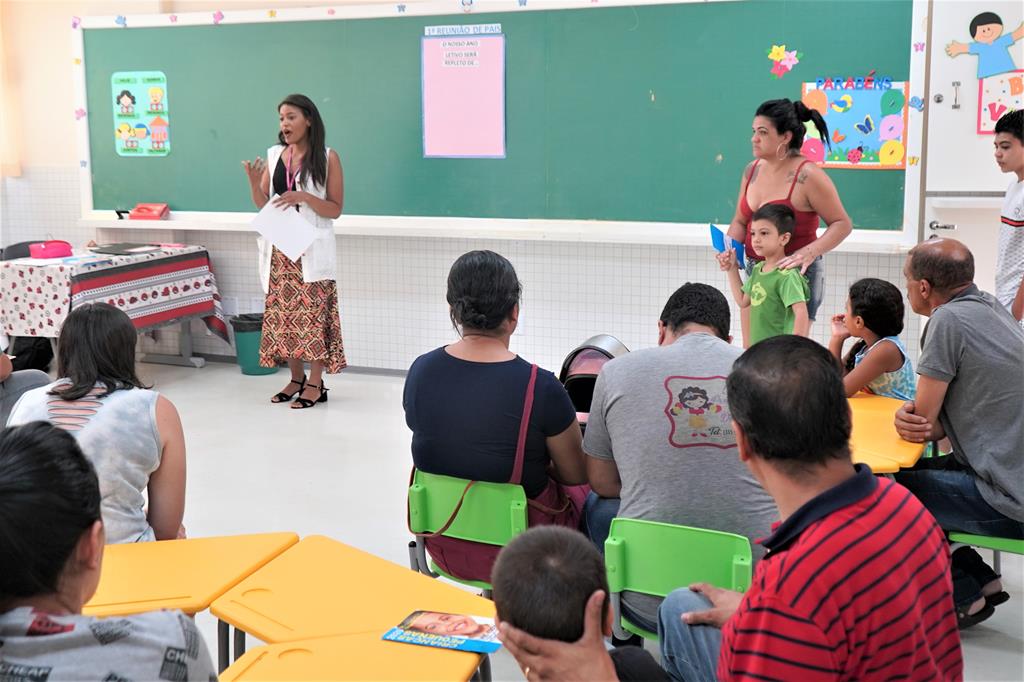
251 202 315 263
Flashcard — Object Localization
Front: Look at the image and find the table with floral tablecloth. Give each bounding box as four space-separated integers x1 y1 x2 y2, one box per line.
0 245 228 341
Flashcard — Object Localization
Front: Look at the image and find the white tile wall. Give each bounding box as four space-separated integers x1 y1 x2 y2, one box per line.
2 166 922 372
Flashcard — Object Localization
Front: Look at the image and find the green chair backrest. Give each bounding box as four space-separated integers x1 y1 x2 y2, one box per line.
408 470 528 546
948 532 1024 555
605 518 753 597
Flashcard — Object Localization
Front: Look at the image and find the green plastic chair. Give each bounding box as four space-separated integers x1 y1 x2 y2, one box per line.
407 469 529 595
948 532 1024 575
604 518 753 641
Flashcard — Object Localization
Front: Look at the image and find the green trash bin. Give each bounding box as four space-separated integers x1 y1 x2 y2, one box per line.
230 314 277 376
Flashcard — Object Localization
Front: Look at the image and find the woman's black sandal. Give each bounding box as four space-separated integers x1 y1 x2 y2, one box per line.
292 382 328 409
271 376 306 403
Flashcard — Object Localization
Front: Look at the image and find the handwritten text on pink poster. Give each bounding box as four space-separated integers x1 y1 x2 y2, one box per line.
422 34 505 158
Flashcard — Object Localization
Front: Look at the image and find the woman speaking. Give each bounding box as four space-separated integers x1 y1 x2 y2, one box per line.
242 94 346 409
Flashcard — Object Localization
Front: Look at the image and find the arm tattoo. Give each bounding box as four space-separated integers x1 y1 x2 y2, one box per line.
796 171 809 184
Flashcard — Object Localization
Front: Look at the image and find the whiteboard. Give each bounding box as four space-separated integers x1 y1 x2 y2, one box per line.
926 0 1024 193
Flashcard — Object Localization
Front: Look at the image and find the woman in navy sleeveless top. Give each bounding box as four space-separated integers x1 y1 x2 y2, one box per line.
404 251 587 581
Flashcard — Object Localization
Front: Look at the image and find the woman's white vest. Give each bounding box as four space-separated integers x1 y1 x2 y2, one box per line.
258 144 337 293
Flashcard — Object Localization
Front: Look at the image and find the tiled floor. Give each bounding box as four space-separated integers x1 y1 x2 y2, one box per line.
139 361 1022 681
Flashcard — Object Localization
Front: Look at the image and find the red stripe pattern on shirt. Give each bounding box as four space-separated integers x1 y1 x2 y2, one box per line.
718 478 963 682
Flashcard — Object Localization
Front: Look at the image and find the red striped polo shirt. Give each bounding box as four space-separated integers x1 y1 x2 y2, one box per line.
718 465 963 681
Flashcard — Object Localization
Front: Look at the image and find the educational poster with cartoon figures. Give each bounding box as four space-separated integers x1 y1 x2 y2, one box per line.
111 71 170 157
800 77 909 170
663 375 735 450
978 70 1023 134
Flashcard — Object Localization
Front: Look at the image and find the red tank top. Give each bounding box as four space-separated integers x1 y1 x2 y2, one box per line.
739 159 820 260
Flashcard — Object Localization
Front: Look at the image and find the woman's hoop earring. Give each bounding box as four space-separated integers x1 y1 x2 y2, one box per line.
776 142 789 161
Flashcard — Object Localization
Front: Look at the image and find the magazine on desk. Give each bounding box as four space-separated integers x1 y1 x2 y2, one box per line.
382 611 501 654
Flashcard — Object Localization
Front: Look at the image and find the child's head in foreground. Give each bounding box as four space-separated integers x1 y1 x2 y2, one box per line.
491 526 608 642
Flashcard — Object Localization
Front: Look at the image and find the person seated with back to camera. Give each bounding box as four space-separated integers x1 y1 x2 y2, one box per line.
7 303 187 543
403 250 587 584
0 421 216 679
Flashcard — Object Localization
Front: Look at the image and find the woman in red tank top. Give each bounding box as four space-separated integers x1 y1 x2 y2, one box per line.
718 99 853 345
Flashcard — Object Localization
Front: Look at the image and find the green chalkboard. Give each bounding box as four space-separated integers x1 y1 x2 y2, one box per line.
83 1 912 228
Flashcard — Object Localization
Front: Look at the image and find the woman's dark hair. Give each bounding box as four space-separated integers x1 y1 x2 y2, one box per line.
51 303 148 401
756 98 831 152
970 12 1002 38
0 422 101 605
116 89 135 105
446 250 522 332
843 278 905 372
278 93 327 189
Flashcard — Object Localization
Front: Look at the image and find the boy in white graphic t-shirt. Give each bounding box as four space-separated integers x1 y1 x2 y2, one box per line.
994 109 1024 322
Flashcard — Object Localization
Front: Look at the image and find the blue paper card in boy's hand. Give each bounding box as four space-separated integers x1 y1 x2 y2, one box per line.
382 611 502 654
709 224 745 268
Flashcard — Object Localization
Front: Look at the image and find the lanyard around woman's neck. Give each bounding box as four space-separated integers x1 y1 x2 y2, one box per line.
285 145 302 192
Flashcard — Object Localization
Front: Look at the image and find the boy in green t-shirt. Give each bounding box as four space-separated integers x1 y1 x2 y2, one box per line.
721 203 809 346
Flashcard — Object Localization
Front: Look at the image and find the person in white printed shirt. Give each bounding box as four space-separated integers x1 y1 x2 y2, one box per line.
994 109 1024 323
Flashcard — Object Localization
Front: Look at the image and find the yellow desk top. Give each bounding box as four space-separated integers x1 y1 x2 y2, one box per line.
220 632 483 682
211 535 495 644
83 532 299 618
849 393 925 474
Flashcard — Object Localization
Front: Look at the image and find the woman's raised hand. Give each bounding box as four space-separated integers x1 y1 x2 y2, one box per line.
241 157 266 186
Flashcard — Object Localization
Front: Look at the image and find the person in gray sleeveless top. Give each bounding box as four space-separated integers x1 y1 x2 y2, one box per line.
0 422 215 680
6 303 186 544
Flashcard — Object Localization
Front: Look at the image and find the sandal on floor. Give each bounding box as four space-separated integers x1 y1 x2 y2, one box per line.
957 601 995 630
271 376 306 404
986 591 1010 608
292 383 328 409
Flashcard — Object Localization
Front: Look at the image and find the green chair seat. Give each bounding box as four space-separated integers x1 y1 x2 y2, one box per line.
947 533 1024 555
605 518 753 641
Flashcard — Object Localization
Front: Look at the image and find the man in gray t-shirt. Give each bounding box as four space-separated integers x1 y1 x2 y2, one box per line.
583 283 777 634
895 238 1024 622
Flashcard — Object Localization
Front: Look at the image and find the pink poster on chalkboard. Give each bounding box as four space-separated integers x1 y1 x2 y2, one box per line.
422 34 505 158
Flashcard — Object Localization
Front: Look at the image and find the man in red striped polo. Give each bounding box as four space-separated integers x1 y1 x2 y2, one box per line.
657 336 962 682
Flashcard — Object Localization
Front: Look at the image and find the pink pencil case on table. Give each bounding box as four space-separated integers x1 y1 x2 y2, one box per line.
29 240 73 259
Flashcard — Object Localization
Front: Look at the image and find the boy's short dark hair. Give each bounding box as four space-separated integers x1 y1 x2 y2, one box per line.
970 12 1002 38
491 527 607 642
994 109 1023 144
727 336 851 477
908 242 975 295
750 203 796 237
660 282 731 340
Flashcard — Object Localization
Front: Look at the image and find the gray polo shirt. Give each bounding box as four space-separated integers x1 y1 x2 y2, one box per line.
918 285 1024 522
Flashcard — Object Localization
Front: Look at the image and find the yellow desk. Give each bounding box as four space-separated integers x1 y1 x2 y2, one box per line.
83 532 298 671
849 394 925 474
211 535 495 645
221 632 484 682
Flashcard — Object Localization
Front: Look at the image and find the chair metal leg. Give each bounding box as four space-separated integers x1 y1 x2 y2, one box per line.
609 592 632 640
476 654 492 682
217 619 229 672
408 540 420 571
233 627 246 661
482 588 492 600
993 549 1002 575
414 538 439 578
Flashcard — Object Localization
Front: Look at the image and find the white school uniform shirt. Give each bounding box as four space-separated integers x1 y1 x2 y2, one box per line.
258 144 337 293
996 178 1024 317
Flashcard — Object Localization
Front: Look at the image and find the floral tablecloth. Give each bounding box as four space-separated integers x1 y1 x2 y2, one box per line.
0 245 228 340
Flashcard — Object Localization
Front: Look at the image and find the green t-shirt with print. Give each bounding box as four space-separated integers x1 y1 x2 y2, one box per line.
742 263 810 345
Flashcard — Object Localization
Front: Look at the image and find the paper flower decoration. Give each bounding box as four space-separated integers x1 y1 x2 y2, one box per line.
768 44 787 61
781 50 799 69
767 44 803 79
771 61 789 78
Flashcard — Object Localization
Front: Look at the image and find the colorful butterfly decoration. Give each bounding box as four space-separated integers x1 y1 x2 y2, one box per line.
832 129 846 143
908 157 920 166
913 42 925 52
909 96 924 112
114 15 127 27
854 115 874 136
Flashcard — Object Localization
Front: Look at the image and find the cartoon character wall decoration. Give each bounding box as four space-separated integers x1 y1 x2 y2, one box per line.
801 74 909 169
111 72 170 157
946 11 1023 79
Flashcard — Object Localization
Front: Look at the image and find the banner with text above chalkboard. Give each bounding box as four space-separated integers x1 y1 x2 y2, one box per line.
422 24 505 158
111 71 170 157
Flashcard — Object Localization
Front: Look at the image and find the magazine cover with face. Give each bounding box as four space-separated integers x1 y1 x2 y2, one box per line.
382 610 502 653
